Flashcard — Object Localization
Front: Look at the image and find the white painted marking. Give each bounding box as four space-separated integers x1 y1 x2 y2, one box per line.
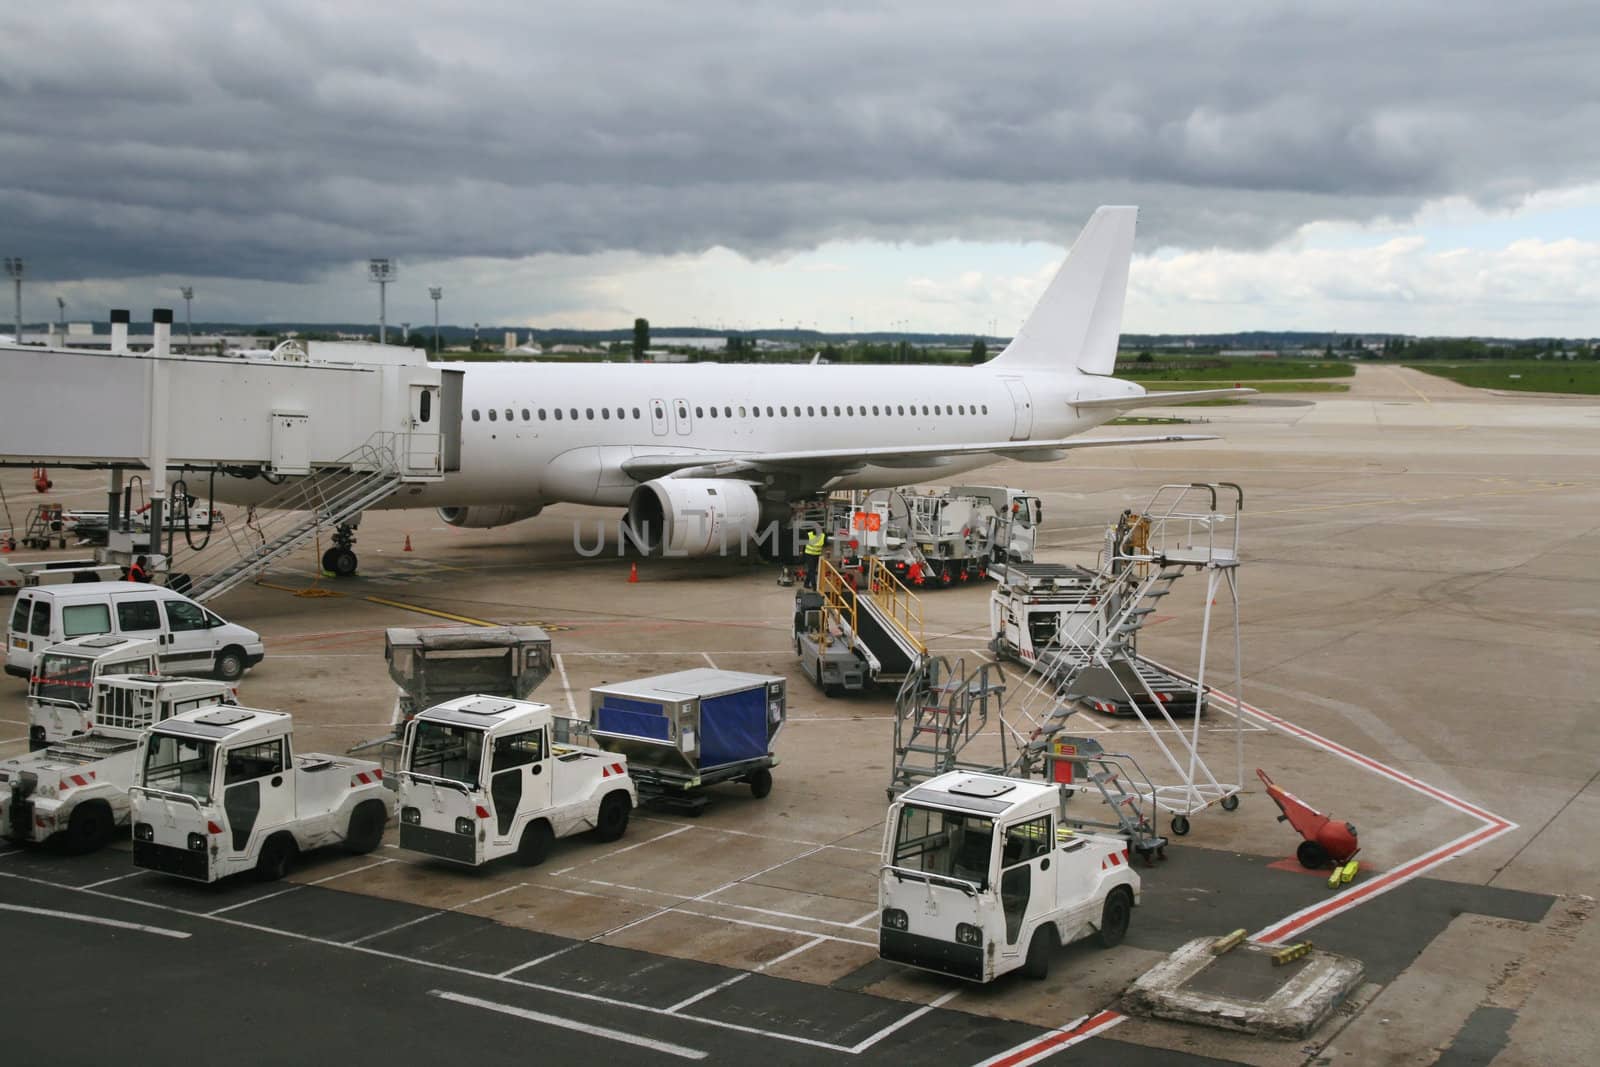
0 901 190 939
206 885 302 915
0 735 28 745
308 857 394 885
848 907 879 928
850 988 961 1053
755 935 828 971
431 989 707 1060
348 910 442 946
577 823 691 866
81 870 149 890
665 972 749 1013
553 653 580 716
699 651 719 670
497 942 582 978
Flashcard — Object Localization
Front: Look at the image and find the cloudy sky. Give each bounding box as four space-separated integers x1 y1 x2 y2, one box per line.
4 1 1598 336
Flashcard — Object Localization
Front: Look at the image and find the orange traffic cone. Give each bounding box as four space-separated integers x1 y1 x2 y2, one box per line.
628 561 639 583
403 535 413 552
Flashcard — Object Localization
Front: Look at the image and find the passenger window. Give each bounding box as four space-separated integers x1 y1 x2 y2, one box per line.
165 601 208 633
471 409 480 422
586 408 595 420
117 600 162 632
224 739 285 785
538 409 547 420
723 406 732 418
570 408 578 420
739 406 747 417
488 409 498 422
653 405 664 420
633 407 642 419
62 603 111 638
695 406 704 418
807 406 815 416
602 408 611 420
922 405 930 415
505 409 513 421
752 406 760 418
521 408 530 421
982 404 988 414
897 405 905 415
709 406 718 418
846 405 854 416
1003 815 1052 867
958 404 966 415
29 600 50 637
491 729 545 771
554 409 563 420
833 406 841 416
780 406 788 417
872 405 880 415
766 406 774 417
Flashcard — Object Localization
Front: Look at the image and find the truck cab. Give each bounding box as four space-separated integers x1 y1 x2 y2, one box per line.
27 634 161 750
0 674 235 852
397 695 636 867
879 771 1139 983
132 705 393 882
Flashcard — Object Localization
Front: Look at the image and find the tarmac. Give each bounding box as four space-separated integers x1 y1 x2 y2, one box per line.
1 363 1596 1064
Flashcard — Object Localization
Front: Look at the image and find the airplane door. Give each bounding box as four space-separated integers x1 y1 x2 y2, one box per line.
650 399 669 437
1003 379 1034 440
672 398 693 436
405 384 442 474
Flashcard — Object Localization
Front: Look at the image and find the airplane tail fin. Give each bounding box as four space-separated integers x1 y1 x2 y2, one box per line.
988 205 1137 377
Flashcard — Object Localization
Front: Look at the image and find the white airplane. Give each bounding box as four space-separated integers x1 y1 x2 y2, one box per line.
225 207 1251 562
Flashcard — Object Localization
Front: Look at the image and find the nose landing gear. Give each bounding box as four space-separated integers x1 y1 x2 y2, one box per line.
322 522 360 576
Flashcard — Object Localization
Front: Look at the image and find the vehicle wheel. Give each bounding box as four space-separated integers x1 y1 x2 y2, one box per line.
1170 814 1190 837
1022 923 1057 980
822 683 842 699
343 800 387 854
516 820 554 866
331 548 359 577
64 801 115 855
748 768 773 799
321 547 341 573
255 833 297 882
1296 839 1330 870
213 646 246 682
593 793 631 842
1096 886 1133 948
1220 794 1240 812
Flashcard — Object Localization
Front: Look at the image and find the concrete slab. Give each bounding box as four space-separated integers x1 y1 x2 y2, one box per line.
1122 937 1364 1039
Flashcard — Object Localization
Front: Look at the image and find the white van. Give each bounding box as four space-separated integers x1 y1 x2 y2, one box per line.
6 583 264 683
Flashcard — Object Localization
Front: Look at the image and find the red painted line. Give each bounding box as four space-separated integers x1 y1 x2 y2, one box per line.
978 1010 1125 1067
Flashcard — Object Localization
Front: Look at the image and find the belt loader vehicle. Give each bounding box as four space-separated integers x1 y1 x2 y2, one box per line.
132 705 394 882
880 771 1139 983
0 675 236 852
397 695 636 867
25 635 161 749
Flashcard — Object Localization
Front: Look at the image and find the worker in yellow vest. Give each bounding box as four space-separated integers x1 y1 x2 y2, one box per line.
803 528 826 588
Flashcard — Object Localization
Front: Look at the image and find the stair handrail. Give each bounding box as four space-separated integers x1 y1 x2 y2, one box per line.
865 556 926 657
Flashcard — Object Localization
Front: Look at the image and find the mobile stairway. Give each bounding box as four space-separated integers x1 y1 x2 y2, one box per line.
887 654 1007 796
1002 483 1246 839
794 557 925 694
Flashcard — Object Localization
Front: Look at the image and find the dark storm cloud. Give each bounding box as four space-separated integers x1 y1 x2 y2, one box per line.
3 0 1597 281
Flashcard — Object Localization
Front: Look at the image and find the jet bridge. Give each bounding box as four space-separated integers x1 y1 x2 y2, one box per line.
0 309 461 599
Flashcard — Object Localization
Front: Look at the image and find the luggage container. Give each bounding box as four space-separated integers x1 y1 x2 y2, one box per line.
588 668 784 810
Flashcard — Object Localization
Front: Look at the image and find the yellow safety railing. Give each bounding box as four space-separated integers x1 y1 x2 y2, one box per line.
816 557 855 653
867 557 927 657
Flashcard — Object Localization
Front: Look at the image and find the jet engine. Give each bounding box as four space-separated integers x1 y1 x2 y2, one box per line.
626 478 765 557
436 504 543 529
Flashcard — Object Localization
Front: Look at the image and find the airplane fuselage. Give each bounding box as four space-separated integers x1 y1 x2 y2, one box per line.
379 360 1140 510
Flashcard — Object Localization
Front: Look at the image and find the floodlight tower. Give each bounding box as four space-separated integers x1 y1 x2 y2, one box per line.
180 286 194 350
368 258 395 344
3 258 20 342
429 286 442 354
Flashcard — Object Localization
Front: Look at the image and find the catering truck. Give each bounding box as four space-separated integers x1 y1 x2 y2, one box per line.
879 771 1139 982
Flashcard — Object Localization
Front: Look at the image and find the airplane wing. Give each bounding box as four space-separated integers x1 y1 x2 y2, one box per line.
620 432 1218 481
1070 387 1256 410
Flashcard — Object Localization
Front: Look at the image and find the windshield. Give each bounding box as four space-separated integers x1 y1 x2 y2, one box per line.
142 732 216 802
891 804 995 890
31 653 96 705
409 720 484 787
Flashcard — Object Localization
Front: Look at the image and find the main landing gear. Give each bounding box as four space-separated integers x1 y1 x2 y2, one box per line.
322 522 360 577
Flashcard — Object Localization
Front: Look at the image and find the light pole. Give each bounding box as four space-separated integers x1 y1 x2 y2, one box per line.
368 258 395 344
179 286 194 351
400 322 410 345
55 296 65 343
429 287 442 354
3 257 20 342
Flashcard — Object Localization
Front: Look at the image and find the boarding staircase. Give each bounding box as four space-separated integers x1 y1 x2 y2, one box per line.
1002 483 1246 831
174 436 406 603
888 655 1007 796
